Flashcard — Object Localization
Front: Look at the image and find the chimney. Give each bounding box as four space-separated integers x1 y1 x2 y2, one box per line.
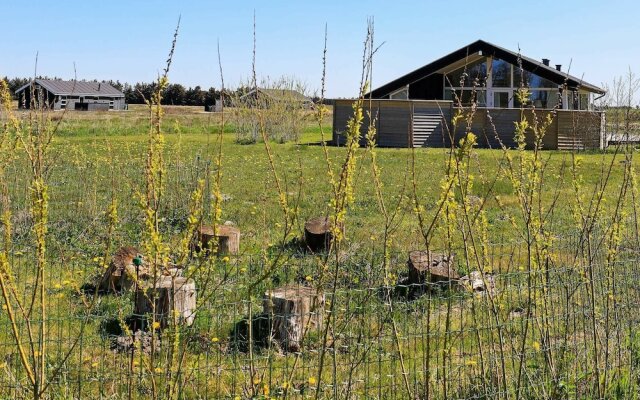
555 64 562 71
542 58 550 66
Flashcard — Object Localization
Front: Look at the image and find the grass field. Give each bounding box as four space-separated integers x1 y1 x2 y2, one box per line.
1 103 640 399
36 105 630 253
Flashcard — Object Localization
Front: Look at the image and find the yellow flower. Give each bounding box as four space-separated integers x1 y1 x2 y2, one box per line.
282 381 290 389
91 362 98 368
221 256 230 263
262 384 270 396
154 367 163 373
532 341 541 352
152 321 161 330
465 359 477 366
252 377 261 385
308 376 317 385
211 337 219 343
305 275 313 282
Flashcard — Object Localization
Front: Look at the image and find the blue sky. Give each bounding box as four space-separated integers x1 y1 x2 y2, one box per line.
2 0 639 98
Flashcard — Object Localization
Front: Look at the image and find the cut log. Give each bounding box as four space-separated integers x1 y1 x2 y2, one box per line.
99 246 150 293
304 216 339 252
460 271 495 296
428 253 460 283
408 250 458 285
407 250 430 284
192 224 240 255
262 285 324 352
134 276 197 329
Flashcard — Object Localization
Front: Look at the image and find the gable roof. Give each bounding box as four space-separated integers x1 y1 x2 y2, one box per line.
368 39 605 98
16 79 124 97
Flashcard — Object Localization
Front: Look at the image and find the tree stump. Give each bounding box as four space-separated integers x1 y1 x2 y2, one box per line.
99 246 150 293
304 216 339 252
460 271 495 296
192 224 240 255
408 250 458 285
134 276 197 329
262 285 324 352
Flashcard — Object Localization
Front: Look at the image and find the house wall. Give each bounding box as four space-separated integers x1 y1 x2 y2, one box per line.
452 108 558 149
17 85 126 111
53 96 126 111
333 100 452 148
333 99 605 150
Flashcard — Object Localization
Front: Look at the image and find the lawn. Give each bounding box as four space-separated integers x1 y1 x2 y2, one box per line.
0 104 638 399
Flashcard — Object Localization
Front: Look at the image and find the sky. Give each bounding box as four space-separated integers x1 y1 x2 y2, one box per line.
2 0 640 98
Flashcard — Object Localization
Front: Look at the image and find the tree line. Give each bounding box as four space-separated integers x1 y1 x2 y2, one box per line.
2 76 254 107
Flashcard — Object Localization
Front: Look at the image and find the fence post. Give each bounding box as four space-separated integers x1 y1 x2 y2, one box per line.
600 111 606 149
409 101 414 148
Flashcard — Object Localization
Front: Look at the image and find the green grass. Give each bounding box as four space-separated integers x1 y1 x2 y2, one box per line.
1 106 639 399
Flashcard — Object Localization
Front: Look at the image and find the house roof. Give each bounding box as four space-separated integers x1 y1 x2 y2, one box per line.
15 79 124 97
241 88 310 102
368 39 605 98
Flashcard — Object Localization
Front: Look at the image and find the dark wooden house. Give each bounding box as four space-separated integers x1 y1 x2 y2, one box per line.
15 79 126 111
334 40 606 150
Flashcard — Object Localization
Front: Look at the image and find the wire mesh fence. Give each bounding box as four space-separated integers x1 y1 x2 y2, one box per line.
1 233 639 399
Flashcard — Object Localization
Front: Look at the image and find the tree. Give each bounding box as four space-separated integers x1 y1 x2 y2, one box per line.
163 83 186 105
204 87 218 108
185 86 205 106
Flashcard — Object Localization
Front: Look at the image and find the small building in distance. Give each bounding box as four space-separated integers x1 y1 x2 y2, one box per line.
15 79 126 111
239 88 312 108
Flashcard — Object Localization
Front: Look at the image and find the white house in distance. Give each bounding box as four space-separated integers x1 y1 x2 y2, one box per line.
15 79 126 111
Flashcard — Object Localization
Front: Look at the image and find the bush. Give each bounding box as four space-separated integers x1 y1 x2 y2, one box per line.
231 77 310 143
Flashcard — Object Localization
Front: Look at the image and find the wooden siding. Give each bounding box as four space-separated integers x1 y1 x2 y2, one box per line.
333 100 452 148
453 109 558 149
333 100 604 150
555 110 603 150
378 101 411 147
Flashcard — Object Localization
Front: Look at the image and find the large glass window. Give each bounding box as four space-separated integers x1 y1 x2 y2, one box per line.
579 93 589 110
493 91 511 108
390 87 408 100
514 68 557 88
513 89 559 109
566 91 578 110
445 59 487 87
513 67 530 87
445 88 486 107
491 59 511 87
